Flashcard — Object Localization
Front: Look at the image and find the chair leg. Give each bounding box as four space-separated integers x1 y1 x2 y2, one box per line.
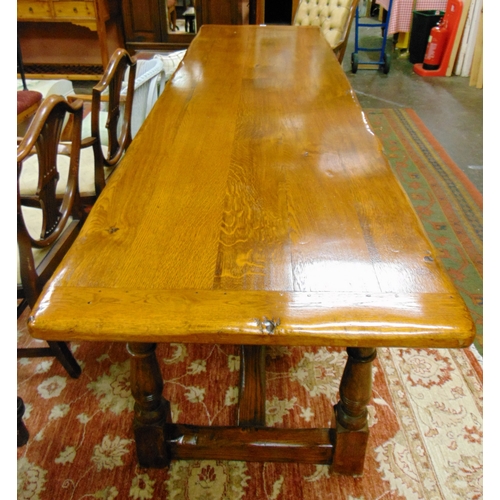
17 397 29 447
47 341 82 379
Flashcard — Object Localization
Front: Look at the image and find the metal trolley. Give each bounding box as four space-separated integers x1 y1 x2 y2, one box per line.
351 0 394 74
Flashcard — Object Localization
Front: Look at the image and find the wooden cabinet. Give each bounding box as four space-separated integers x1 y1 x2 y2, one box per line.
121 0 244 53
196 0 239 25
17 0 125 76
121 0 165 45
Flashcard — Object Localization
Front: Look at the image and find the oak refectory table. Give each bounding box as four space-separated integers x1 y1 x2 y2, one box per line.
28 25 475 476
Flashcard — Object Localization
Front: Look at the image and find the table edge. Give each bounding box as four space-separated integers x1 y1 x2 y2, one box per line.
28 287 476 348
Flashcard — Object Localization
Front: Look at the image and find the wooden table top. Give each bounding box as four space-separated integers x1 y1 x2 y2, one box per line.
28 25 475 348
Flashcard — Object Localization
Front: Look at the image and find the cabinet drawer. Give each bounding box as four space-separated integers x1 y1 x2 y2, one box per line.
17 2 52 19
53 1 96 19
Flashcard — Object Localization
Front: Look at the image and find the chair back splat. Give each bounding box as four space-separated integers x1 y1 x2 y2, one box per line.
17 94 85 379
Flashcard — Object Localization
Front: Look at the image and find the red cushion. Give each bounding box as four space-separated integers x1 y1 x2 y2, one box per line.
17 90 43 115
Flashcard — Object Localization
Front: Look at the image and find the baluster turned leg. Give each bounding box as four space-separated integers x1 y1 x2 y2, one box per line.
331 347 376 476
127 342 171 468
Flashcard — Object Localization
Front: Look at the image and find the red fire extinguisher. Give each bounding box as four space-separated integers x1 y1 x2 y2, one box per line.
423 17 449 70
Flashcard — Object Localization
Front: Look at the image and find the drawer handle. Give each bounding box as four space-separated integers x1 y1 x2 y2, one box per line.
74 8 78 13
29 7 33 12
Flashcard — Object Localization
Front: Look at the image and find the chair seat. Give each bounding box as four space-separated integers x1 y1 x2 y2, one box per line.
17 91 43 124
17 81 73 132
17 91 42 115
19 145 111 199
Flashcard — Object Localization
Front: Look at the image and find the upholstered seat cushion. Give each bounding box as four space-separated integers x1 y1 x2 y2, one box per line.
154 50 187 80
17 91 43 115
294 0 354 50
18 145 111 199
17 206 73 286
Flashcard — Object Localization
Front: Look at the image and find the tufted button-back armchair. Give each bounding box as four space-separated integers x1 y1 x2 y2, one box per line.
294 0 359 63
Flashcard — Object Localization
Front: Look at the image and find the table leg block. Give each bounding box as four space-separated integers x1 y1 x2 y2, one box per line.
330 409 369 476
330 347 376 476
133 397 171 468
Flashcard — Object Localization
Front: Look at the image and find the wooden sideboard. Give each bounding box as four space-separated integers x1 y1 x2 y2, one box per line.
17 0 125 77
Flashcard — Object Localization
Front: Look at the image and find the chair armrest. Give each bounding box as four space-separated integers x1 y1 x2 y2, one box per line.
69 93 126 104
81 136 97 148
58 136 97 157
68 94 93 103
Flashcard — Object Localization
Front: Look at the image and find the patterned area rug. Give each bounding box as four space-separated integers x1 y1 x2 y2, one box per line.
17 109 483 500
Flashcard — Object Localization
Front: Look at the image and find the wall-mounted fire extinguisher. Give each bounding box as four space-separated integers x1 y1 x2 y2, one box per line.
423 17 449 70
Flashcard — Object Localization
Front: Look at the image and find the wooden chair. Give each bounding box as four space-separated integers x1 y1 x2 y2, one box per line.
64 48 137 201
17 94 86 379
293 0 359 63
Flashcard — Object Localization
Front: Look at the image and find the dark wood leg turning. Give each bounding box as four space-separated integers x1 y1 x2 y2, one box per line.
331 347 376 476
127 342 171 468
17 396 29 447
18 341 81 379
238 345 266 427
48 341 82 379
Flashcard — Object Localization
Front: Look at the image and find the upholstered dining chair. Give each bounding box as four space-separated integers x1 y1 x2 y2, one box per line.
293 0 359 63
17 94 86 379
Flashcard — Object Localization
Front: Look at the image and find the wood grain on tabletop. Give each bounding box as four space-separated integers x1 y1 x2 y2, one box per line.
28 25 475 348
